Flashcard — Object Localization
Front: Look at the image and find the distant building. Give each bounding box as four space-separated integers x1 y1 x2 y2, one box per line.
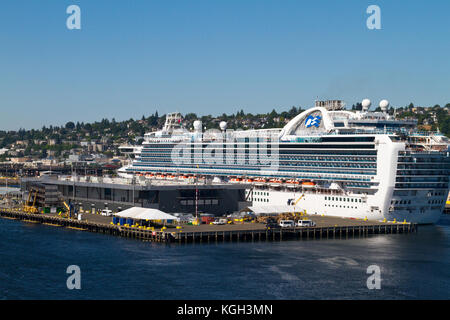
10 157 32 163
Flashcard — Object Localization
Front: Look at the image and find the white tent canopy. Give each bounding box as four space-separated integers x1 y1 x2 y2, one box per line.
115 207 179 221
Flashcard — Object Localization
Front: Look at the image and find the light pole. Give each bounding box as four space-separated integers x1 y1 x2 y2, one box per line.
195 174 199 222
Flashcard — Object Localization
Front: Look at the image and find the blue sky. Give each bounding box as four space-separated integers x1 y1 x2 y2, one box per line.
1 0 449 130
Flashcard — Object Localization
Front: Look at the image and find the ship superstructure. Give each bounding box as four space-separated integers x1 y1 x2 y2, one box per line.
118 100 450 223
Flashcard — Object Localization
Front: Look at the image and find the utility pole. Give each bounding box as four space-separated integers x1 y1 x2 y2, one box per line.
195 174 199 221
132 171 135 206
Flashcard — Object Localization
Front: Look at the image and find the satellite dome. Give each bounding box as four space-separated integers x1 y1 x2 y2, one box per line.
361 99 371 110
193 120 202 130
219 121 227 131
379 99 389 111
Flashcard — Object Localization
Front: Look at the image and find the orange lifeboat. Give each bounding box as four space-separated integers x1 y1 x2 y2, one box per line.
230 177 243 183
269 178 283 186
254 178 267 185
243 178 254 183
286 179 300 188
302 180 316 187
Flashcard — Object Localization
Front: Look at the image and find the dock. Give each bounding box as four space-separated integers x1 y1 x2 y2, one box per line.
0 208 417 244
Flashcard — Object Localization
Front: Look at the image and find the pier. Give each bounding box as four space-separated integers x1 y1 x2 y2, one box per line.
0 208 417 244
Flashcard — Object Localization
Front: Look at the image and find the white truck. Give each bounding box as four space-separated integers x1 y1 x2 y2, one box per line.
297 220 316 227
101 209 113 217
213 218 228 225
279 220 295 228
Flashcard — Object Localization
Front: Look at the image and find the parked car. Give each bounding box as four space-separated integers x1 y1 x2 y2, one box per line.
297 219 316 227
279 220 295 228
101 209 113 217
213 218 228 225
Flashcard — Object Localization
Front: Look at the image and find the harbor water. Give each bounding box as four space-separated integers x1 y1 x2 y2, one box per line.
0 212 449 300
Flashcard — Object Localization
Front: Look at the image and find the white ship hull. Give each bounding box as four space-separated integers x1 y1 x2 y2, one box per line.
247 188 446 224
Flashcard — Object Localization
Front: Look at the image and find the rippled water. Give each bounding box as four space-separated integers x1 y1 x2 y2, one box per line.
0 214 449 300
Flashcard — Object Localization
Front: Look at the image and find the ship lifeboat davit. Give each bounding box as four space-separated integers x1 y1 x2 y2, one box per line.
301 180 316 188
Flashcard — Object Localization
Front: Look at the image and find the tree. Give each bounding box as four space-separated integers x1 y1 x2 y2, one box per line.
352 103 362 111
65 121 75 130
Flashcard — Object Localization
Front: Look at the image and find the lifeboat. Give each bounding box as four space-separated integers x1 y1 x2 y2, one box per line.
285 179 300 188
269 178 283 187
243 178 254 183
166 175 176 180
156 174 165 179
230 177 243 184
254 178 267 186
301 180 316 188
178 175 189 181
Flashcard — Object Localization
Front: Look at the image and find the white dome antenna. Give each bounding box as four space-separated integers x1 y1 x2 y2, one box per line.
193 120 202 131
379 99 389 113
361 99 371 112
219 121 227 131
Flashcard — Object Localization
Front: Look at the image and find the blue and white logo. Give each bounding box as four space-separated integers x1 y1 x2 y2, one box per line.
305 115 321 128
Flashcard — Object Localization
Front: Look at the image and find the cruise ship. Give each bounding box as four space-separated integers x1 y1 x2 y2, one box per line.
118 99 450 224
